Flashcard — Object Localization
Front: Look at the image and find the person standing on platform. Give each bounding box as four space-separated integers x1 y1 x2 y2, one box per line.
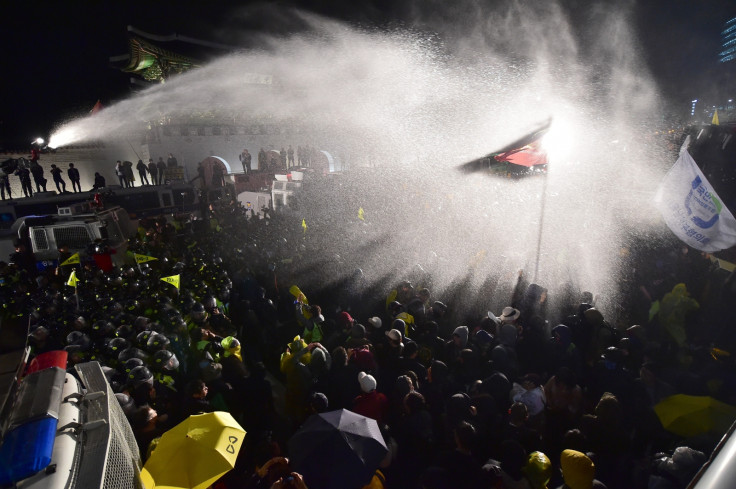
92 172 106 191
167 153 178 168
258 148 266 171
280 147 287 168
0 172 12 200
148 158 158 185
15 166 33 197
196 161 206 189
115 161 127 187
67 163 81 192
50 164 67 193
288 145 295 167
30 162 46 192
157 157 166 185
123 161 135 188
137 159 150 185
30 147 41 165
239 149 251 173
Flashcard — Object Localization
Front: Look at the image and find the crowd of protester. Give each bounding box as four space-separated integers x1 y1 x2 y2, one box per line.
2 188 736 489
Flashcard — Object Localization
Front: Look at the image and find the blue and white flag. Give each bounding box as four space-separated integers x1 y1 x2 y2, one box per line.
655 149 736 252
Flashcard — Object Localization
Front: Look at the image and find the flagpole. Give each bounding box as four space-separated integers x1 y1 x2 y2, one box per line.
533 168 549 283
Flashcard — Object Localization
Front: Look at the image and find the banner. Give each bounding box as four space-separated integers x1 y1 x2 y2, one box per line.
160 274 180 289
135 253 158 264
67 270 79 287
60 253 80 266
655 150 736 252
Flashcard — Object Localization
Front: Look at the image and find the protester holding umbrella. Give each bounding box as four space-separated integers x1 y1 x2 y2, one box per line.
245 457 310 489
140 411 245 489
288 409 388 489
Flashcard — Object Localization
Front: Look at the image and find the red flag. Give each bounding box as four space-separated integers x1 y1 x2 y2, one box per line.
457 118 551 174
90 100 103 115
493 139 548 167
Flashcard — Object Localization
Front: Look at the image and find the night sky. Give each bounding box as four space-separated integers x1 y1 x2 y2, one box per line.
2 0 735 149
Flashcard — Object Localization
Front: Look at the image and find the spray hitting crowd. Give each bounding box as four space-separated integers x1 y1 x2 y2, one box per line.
3 184 735 489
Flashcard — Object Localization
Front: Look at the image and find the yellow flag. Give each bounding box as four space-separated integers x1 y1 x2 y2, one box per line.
358 207 365 221
301 219 307 233
712 110 720 125
60 253 80 266
160 274 180 289
67 270 79 287
289 285 309 304
134 253 158 264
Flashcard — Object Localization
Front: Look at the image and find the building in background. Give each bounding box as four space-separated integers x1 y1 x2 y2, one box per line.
719 17 736 64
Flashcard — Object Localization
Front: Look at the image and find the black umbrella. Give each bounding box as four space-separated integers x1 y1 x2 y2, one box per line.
288 409 388 489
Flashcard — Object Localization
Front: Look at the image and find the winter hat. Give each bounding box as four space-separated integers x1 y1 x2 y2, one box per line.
560 449 595 489
486 310 501 328
402 340 419 357
337 311 354 329
351 346 376 371
500 307 521 323
288 336 307 353
583 308 604 326
367 317 382 329
522 451 553 489
474 329 493 345
552 324 572 347
453 326 469 348
429 360 449 382
351 323 366 339
498 323 518 347
358 371 377 393
386 328 403 343
310 346 331 370
391 318 406 333
309 392 329 413
481 372 511 400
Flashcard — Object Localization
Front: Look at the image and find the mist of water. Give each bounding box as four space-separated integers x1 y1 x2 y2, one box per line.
48 2 675 324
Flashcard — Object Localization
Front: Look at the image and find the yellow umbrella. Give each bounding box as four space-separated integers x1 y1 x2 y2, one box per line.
654 394 736 438
140 411 245 489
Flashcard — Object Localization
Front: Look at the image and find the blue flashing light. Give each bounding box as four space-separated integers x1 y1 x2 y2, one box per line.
0 417 58 484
